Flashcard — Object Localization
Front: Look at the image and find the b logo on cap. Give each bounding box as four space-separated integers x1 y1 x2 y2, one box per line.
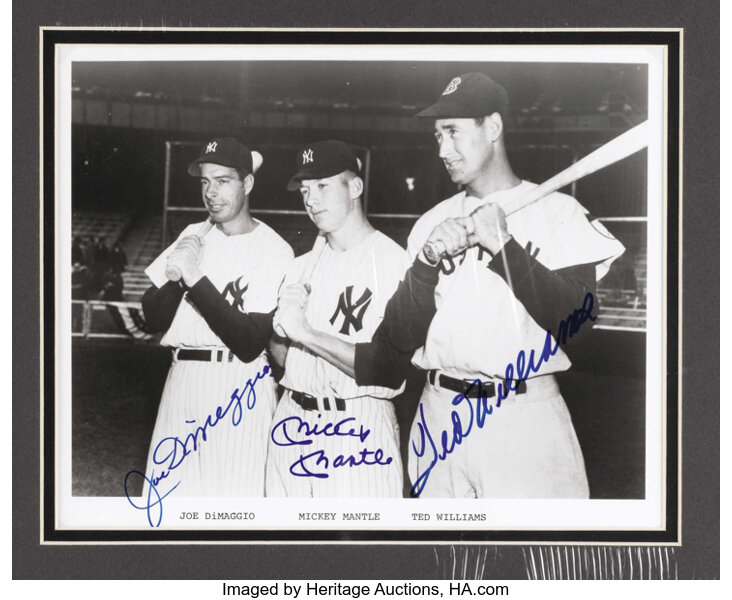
442 77 462 96
302 148 314 165
206 141 218 153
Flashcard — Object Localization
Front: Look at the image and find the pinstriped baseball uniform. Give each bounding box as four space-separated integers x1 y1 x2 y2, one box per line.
406 183 625 498
266 230 410 497
142 219 293 497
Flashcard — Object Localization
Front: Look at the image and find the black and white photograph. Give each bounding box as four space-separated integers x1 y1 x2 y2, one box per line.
49 35 673 540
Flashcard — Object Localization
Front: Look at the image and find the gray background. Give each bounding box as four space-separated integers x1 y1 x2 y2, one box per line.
13 0 719 580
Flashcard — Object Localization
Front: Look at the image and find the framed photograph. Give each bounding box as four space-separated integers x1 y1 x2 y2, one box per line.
44 29 677 548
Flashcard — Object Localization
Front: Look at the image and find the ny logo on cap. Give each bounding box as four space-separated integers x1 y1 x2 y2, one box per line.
302 148 314 165
206 141 218 153
442 77 462 96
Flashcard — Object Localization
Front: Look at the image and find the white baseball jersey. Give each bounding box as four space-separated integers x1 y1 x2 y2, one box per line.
406 182 625 499
142 219 294 499
407 181 624 379
280 230 411 399
146 220 293 348
267 230 410 497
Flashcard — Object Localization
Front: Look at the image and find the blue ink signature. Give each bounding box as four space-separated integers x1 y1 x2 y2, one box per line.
271 414 371 446
289 447 392 478
271 413 391 478
125 365 272 527
124 469 181 528
410 291 596 498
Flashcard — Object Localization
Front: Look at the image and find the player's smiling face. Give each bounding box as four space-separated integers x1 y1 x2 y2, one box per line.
434 118 494 188
199 163 253 227
299 172 357 234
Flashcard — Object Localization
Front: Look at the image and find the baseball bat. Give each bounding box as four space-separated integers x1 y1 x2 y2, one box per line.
299 233 328 285
166 217 214 282
273 233 327 337
423 119 650 263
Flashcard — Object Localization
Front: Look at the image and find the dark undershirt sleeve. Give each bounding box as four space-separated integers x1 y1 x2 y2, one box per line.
141 281 186 333
354 257 440 388
354 238 600 388
186 276 275 363
488 237 599 345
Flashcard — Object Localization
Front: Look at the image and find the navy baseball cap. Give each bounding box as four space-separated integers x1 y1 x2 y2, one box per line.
287 140 361 191
416 72 509 118
187 137 254 176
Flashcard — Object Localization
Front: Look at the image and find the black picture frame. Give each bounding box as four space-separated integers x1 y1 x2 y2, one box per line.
13 0 719 581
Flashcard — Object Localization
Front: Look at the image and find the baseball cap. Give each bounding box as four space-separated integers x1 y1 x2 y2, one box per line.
287 140 361 191
187 137 255 176
416 72 509 118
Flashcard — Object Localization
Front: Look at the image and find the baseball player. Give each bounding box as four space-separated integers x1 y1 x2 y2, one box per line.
140 137 293 498
267 140 410 497
398 73 626 498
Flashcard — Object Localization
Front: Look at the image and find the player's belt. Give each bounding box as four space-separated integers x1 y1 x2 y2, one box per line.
290 390 346 412
428 370 527 398
173 348 234 363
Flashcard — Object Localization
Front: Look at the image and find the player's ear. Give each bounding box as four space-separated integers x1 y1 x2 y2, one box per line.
243 173 255 195
483 112 503 143
348 175 364 200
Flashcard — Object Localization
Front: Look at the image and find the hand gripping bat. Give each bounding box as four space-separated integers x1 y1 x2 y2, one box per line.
422 120 650 263
273 233 327 337
165 217 214 282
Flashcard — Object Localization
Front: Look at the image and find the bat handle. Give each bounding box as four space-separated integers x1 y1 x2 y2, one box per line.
273 283 312 337
422 214 477 263
165 265 183 282
166 218 213 282
422 240 444 265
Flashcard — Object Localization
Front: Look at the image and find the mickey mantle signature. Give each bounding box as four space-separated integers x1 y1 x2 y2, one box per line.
270 413 392 478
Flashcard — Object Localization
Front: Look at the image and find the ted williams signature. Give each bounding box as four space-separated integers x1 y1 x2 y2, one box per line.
410 291 597 497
